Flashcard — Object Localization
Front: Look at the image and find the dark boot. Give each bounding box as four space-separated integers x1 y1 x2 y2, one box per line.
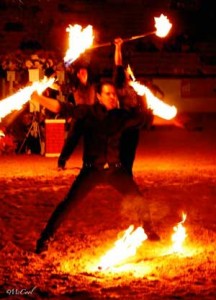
35 237 51 254
58 157 66 170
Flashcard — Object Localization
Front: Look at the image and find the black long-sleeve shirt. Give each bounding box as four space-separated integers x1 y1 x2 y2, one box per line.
113 65 145 110
59 102 149 169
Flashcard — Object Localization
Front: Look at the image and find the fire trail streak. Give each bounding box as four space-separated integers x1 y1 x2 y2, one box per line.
0 77 55 119
129 80 177 120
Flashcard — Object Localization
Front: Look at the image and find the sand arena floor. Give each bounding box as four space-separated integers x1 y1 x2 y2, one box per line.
0 116 216 299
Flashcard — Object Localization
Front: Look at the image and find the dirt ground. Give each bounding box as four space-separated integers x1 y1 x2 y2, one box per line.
0 115 216 300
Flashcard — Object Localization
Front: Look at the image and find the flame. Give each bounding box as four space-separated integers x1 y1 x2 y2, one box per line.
98 225 147 271
0 77 55 119
0 130 5 137
129 80 177 120
64 24 94 66
126 64 136 82
171 213 187 253
154 14 172 38
127 65 177 120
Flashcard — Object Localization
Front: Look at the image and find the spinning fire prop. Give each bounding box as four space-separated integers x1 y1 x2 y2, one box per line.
129 79 177 120
0 77 55 119
128 67 177 120
92 14 172 48
154 14 172 38
64 24 94 66
62 15 175 121
0 14 172 120
63 14 171 64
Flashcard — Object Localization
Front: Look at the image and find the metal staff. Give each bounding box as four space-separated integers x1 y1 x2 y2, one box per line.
91 14 172 49
64 14 172 63
92 30 156 49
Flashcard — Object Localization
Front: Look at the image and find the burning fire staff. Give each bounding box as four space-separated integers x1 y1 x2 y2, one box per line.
31 80 160 254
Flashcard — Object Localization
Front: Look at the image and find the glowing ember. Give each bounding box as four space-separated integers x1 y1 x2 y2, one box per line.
0 77 55 119
129 80 177 120
98 225 147 271
171 213 187 253
64 24 94 66
154 14 172 38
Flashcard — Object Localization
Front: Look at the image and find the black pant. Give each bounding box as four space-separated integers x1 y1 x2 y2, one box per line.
120 129 140 176
58 134 77 168
38 166 151 241
59 127 140 172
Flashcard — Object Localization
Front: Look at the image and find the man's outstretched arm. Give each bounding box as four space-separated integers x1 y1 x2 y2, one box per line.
31 91 61 114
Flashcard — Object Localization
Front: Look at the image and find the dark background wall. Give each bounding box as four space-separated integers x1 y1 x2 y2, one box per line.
0 0 215 54
0 0 216 78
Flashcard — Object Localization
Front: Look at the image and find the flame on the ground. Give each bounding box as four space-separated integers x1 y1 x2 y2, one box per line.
129 80 177 120
64 24 94 66
98 225 147 271
154 14 172 38
171 213 187 253
0 77 55 119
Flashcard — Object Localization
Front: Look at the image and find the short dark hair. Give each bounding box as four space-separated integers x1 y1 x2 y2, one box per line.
96 79 115 94
44 67 55 78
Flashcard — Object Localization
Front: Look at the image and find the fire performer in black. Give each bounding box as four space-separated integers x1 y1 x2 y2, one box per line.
31 80 160 254
113 38 153 176
57 63 97 170
57 40 153 175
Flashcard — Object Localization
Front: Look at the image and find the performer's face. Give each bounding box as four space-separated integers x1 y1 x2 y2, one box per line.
77 68 88 84
97 84 119 110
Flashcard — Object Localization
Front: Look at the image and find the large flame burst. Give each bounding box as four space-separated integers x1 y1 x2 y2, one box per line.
129 79 177 120
0 77 55 119
98 225 147 271
64 24 94 66
154 14 172 38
